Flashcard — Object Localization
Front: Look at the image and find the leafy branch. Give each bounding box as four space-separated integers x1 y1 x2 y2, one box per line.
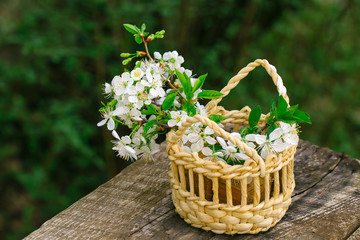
241 95 311 136
121 24 165 64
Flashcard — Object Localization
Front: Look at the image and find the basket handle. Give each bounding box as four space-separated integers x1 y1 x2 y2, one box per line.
206 59 289 113
168 114 266 177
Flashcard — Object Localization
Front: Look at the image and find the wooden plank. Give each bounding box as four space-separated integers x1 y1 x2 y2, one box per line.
24 141 360 240
348 227 360 240
24 143 172 240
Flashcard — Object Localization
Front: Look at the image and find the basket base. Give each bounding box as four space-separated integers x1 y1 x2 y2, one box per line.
172 188 292 235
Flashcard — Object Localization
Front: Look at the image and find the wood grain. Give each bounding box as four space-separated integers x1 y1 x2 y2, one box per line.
24 140 360 240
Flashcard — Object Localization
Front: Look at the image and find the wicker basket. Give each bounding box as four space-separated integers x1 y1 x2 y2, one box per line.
166 59 297 235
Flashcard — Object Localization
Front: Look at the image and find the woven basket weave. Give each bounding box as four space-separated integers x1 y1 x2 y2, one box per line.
166 59 297 235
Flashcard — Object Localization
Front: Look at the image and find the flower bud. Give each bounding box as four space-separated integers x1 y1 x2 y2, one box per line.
122 58 132 65
146 34 155 42
155 30 165 38
120 53 131 57
136 51 146 57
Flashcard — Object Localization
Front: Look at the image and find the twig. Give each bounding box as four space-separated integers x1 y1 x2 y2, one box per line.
141 35 153 61
167 80 187 103
260 123 270 134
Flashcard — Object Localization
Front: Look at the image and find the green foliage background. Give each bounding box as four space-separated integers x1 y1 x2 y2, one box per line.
1 0 359 239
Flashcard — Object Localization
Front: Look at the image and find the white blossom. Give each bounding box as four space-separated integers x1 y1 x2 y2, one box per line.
201 147 224 162
137 143 160 162
154 51 162 59
168 111 188 128
216 137 249 162
97 107 117 130
112 75 134 96
112 131 137 160
247 128 289 159
279 122 299 145
131 68 144 81
163 50 184 71
104 83 112 95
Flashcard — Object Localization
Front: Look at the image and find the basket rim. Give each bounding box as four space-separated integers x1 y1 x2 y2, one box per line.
166 110 298 177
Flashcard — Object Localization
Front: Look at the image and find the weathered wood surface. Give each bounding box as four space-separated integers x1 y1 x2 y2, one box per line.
24 140 360 240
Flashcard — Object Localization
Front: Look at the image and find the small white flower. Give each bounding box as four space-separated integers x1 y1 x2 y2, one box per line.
168 111 188 128
216 137 249 162
195 102 208 117
122 72 131 79
131 68 144 81
154 51 162 59
163 50 185 71
279 122 299 145
201 147 224 162
248 128 289 159
113 105 129 116
97 107 117 130
104 83 112 94
112 131 137 161
185 69 192 77
112 75 134 96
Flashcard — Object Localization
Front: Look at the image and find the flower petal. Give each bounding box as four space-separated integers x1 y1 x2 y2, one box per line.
269 128 283 141
216 137 227 148
107 118 115 130
112 130 120 140
154 51 161 59
122 136 131 144
97 119 107 127
201 147 213 156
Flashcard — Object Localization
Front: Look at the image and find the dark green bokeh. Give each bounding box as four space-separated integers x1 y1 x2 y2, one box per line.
1 0 359 239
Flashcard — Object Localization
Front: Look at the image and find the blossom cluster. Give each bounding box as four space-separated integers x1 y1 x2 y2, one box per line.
98 50 196 161
179 120 299 164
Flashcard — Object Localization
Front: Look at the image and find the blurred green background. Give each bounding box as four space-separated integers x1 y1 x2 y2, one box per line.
1 0 359 239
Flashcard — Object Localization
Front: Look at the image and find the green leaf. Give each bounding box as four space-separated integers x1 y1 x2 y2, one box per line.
162 93 177 111
287 104 299 115
140 23 146 32
293 109 312 124
192 73 207 93
277 111 296 122
141 109 152 115
147 104 157 114
135 35 143 44
144 119 156 134
248 106 262 129
175 69 193 100
209 114 226 124
197 90 224 99
123 24 139 34
183 101 196 116
270 100 276 114
108 99 117 107
134 61 142 69
277 95 288 116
